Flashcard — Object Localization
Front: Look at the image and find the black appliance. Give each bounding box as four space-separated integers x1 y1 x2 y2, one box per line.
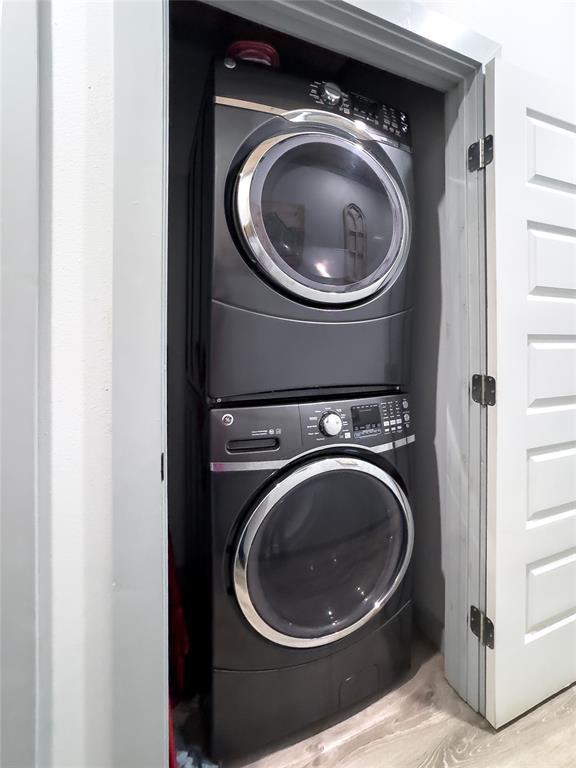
189 60 415 401
201 392 415 760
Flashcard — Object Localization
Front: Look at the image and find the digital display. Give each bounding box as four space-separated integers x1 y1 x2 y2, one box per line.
349 92 379 121
352 404 381 431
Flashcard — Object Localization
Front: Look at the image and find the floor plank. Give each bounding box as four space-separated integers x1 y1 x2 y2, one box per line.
238 638 576 768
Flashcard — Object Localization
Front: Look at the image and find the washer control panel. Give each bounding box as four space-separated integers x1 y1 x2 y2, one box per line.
210 394 414 465
309 80 411 146
300 393 412 449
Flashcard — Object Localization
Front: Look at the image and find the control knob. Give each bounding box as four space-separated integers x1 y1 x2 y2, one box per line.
319 411 343 437
320 82 342 106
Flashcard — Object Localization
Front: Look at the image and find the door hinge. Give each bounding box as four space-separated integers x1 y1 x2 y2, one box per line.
161 452 165 482
468 134 494 171
470 605 495 649
472 374 496 406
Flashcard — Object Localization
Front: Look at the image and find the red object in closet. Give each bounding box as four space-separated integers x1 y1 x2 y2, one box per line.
225 40 280 68
169 538 190 767
169 537 190 701
169 706 178 768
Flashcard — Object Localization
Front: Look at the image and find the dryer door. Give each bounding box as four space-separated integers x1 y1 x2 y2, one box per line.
235 132 411 305
233 456 414 648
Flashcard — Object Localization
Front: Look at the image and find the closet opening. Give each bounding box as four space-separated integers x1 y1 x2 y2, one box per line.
167 1 482 763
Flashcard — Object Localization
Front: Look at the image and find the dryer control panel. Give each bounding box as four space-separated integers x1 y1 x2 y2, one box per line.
309 81 411 145
210 393 414 467
215 62 412 150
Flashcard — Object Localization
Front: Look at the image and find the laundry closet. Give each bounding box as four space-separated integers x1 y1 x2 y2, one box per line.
168 2 465 762
163 1 576 765
5 2 576 767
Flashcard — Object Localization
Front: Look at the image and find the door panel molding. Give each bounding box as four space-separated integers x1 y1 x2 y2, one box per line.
486 57 576 727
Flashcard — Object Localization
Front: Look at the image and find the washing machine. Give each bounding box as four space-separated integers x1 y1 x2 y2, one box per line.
190 60 415 401
203 392 415 761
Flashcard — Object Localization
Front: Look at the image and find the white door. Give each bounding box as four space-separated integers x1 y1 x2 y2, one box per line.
485 58 576 727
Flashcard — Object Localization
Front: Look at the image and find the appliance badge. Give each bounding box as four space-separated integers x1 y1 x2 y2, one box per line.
221 414 234 427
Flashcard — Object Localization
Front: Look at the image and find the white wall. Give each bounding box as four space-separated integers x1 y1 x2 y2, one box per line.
422 0 576 92
34 1 168 767
1 3 39 766
350 1 576 93
37 2 115 764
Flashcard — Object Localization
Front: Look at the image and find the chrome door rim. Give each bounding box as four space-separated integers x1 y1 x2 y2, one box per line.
233 456 414 648
235 131 411 305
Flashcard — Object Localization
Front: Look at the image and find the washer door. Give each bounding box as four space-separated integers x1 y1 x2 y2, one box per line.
233 456 414 648
235 131 411 305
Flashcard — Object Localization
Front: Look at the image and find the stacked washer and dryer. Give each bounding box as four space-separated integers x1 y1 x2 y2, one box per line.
188 58 416 762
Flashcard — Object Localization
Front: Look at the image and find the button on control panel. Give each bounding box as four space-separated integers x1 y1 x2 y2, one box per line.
299 394 413 449
308 81 411 146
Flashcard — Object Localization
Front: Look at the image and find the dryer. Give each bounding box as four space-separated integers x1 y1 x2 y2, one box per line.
203 392 415 760
190 61 415 401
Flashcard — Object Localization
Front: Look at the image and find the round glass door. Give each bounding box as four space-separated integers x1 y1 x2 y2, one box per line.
235 132 411 305
233 456 414 648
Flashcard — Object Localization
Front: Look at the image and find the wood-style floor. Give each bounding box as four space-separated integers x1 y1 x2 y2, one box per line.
238 638 576 768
